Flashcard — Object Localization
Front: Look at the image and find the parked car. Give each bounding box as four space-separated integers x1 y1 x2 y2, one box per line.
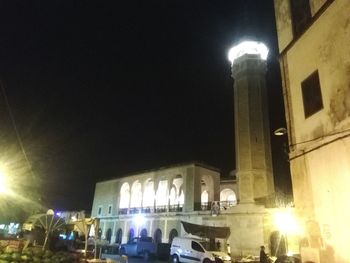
119 236 157 260
170 237 231 263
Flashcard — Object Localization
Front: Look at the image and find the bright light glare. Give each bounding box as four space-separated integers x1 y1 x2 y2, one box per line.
228 41 269 64
0 166 10 195
134 214 145 226
89 224 96 237
274 210 300 234
287 251 293 257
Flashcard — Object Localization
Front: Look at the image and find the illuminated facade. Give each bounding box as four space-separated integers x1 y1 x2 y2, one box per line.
91 163 236 244
274 0 350 262
229 41 275 203
91 162 292 257
91 40 291 258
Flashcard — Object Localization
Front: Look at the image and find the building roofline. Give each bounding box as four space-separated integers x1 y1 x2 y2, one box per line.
97 161 221 183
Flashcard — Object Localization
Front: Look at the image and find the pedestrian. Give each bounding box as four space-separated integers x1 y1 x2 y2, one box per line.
216 240 221 251
260 246 269 263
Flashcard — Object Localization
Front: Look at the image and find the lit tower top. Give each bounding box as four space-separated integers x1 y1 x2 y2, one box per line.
228 40 269 65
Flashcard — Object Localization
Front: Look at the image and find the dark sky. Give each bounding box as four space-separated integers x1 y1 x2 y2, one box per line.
0 0 290 211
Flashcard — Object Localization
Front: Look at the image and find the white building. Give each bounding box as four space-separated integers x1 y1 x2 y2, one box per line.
91 163 236 244
274 0 350 262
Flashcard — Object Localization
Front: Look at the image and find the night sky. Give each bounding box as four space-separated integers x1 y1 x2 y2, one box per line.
0 0 291 211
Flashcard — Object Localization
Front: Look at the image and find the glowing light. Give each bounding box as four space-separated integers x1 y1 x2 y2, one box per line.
46 209 54 215
201 190 209 203
274 209 300 234
287 251 293 257
0 165 11 195
228 41 269 64
89 224 96 237
134 214 145 226
274 127 287 136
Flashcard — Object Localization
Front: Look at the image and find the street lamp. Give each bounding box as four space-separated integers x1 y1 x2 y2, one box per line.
274 127 287 136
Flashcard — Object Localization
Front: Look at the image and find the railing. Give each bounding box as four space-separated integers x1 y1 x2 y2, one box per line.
168 204 183 212
118 208 128 215
117 204 183 215
195 201 237 211
116 201 236 214
220 200 237 210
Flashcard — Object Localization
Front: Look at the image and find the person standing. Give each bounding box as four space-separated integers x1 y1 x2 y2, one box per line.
260 246 269 263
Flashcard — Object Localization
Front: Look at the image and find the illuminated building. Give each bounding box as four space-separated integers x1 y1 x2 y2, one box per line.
91 40 294 258
274 0 350 262
228 40 275 203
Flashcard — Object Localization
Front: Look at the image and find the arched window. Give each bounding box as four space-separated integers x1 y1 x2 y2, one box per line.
156 180 168 207
128 228 135 242
120 183 130 209
201 190 209 203
154 228 162 244
201 190 209 210
140 228 148 238
201 175 214 203
143 179 155 208
115 228 122 244
220 188 237 206
106 228 112 243
178 188 184 205
168 229 178 244
169 186 177 206
130 180 142 212
98 228 102 239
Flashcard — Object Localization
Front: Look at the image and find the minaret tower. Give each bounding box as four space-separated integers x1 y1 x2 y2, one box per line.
228 41 274 203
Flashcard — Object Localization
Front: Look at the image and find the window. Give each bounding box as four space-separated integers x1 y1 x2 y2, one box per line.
301 70 323 118
98 206 102 216
290 0 311 36
192 241 204 252
108 205 112 214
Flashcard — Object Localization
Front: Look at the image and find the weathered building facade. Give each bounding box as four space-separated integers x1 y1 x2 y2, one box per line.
274 0 350 262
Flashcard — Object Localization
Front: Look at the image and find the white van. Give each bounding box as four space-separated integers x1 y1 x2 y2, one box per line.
170 237 231 263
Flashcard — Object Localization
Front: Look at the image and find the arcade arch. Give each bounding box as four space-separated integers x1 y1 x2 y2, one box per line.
201 175 214 203
168 229 178 244
130 180 142 208
154 228 162 244
115 228 122 244
156 179 168 207
119 182 130 209
143 179 155 208
220 188 237 206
